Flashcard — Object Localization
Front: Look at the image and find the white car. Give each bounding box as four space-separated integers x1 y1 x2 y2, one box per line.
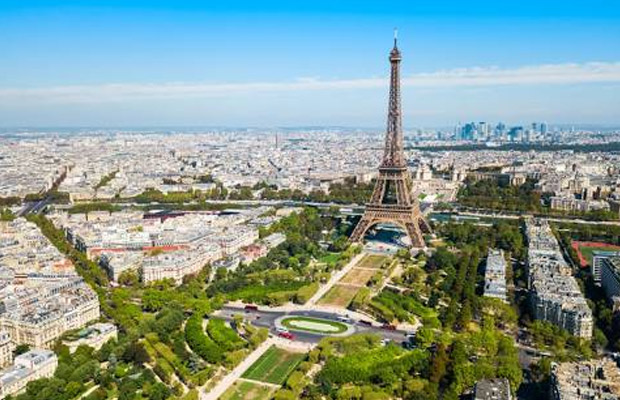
275 327 289 334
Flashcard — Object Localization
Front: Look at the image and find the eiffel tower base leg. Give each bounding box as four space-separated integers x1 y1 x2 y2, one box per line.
350 215 427 248
349 216 372 243
403 220 425 248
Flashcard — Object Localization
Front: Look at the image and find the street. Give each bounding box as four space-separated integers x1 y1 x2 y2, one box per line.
213 305 416 345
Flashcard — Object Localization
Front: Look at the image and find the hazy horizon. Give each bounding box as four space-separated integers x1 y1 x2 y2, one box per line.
1 1 619 126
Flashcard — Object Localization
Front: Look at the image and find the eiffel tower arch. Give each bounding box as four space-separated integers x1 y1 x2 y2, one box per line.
350 33 431 248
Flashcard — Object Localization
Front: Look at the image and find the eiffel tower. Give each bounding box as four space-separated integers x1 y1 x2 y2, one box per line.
350 33 431 248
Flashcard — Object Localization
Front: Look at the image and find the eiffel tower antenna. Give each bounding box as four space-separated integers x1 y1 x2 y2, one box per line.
350 33 431 248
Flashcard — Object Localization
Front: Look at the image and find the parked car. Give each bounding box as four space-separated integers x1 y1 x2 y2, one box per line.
357 319 372 327
337 316 351 323
244 304 258 311
275 327 289 334
401 341 417 350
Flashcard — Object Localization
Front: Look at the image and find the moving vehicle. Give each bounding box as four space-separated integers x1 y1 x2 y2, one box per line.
278 331 295 340
381 323 396 331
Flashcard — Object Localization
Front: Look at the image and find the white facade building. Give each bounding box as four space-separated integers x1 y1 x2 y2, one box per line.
526 219 593 339
483 249 508 302
0 349 57 399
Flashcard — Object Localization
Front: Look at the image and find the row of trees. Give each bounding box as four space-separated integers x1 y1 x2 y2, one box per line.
302 324 522 400
68 202 122 214
0 196 21 206
94 170 118 190
259 178 375 205
369 290 441 328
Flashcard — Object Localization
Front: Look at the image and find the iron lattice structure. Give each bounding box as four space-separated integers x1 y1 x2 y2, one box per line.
350 37 431 247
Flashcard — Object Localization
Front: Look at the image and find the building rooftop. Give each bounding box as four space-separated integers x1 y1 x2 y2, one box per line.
552 358 620 400
474 378 512 400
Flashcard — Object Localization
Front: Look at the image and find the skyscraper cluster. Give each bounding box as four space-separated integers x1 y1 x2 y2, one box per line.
455 121 549 143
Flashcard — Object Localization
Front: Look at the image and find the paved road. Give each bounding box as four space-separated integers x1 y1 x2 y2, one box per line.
214 306 416 345
17 197 50 216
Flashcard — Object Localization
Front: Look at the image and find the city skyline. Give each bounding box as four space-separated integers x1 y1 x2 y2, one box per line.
1 0 619 127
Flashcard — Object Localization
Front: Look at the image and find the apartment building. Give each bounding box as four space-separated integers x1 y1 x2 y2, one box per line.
526 219 593 339
551 358 620 400
484 249 508 302
0 349 57 399
0 332 14 369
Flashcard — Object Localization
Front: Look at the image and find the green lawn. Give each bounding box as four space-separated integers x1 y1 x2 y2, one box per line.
318 252 341 264
357 254 389 269
281 316 348 334
242 346 305 385
220 380 276 400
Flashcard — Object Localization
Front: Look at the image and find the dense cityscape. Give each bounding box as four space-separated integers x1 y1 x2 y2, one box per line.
3 98 620 399
2 2 620 400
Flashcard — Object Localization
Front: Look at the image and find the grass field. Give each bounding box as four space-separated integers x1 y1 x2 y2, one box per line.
357 254 389 269
241 346 305 385
318 252 342 264
317 284 360 307
579 245 620 266
220 380 276 400
339 268 376 286
281 316 348 334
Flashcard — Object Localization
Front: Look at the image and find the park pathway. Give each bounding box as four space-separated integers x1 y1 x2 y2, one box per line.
200 338 275 400
306 252 366 306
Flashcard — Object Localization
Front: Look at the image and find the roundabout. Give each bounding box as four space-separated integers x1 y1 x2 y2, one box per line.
276 316 354 336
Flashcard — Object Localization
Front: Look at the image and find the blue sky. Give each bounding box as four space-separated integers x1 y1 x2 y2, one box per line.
0 1 619 127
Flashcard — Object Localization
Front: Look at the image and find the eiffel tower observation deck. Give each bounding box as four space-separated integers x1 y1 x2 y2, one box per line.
350 32 431 248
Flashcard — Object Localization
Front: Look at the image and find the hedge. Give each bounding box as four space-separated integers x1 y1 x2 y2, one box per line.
294 282 319 304
206 318 245 351
184 314 223 364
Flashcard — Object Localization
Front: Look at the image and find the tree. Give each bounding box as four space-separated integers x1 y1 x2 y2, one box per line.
122 341 150 365
13 344 32 358
429 344 449 384
415 327 435 349
593 328 608 350
65 381 84 398
118 270 140 287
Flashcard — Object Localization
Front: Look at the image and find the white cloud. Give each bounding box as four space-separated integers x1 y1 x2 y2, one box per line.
0 62 619 104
